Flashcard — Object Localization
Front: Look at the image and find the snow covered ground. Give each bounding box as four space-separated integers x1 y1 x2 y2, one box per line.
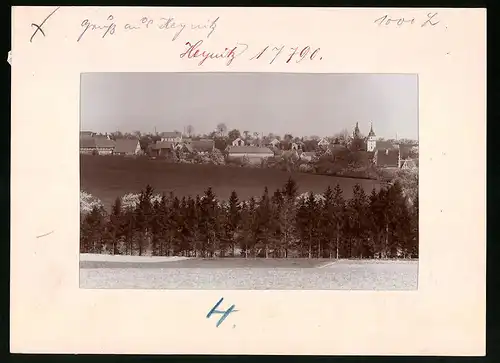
80 253 191 263
79 256 418 290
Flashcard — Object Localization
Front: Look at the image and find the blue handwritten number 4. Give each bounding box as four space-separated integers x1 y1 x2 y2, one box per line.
207 298 237 327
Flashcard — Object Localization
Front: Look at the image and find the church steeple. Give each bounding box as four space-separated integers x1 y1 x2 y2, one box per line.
368 122 375 137
353 122 360 138
366 122 377 152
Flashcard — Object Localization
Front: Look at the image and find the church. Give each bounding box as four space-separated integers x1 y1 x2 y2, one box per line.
351 121 395 153
350 122 417 169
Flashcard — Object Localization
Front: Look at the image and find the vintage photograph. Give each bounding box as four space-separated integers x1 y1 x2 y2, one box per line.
79 72 419 290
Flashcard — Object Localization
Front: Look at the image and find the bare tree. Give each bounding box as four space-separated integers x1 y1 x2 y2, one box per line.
333 128 350 144
216 123 228 137
186 125 195 137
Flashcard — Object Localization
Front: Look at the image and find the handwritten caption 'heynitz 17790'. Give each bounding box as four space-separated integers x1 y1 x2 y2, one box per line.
28 8 324 67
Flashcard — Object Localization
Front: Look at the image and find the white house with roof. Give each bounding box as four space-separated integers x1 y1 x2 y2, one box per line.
114 139 141 156
270 138 281 148
232 137 245 146
226 146 274 164
317 137 330 147
160 131 183 143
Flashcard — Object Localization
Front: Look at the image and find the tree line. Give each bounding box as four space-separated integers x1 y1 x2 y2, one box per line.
80 178 418 259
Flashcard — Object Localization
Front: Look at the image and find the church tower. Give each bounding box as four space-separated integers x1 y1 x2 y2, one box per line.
367 122 376 152
353 122 361 139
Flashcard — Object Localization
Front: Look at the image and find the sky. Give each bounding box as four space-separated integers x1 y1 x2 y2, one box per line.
80 73 418 140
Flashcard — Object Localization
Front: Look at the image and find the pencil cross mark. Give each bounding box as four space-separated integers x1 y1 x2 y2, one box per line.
30 7 60 43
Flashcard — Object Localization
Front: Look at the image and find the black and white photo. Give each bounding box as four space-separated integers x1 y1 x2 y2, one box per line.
79 72 419 290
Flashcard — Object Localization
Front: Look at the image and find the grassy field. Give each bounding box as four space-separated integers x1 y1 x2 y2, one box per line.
80 155 383 210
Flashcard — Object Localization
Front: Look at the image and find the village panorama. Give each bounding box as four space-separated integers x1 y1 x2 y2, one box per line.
79 72 418 290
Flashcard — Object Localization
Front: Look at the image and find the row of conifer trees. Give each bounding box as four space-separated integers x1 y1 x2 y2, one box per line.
80 178 418 259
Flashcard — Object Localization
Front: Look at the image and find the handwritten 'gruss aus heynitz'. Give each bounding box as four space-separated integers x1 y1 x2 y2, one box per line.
77 15 220 42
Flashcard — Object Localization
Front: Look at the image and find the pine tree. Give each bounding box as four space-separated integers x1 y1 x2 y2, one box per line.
155 193 169 256
169 196 182 255
295 196 308 257
225 190 241 257
347 184 369 258
270 189 284 257
121 207 136 255
255 187 272 258
177 197 190 256
368 188 384 258
410 194 419 258
132 185 153 256
331 184 346 259
320 185 334 258
150 197 162 256
279 179 298 258
239 198 257 258
107 197 123 255
199 187 219 257
182 196 199 256
295 192 318 258
385 181 407 258
193 195 203 256
80 205 106 253
282 177 298 199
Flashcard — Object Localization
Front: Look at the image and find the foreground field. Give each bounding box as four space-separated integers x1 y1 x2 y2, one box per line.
79 255 418 290
80 155 383 209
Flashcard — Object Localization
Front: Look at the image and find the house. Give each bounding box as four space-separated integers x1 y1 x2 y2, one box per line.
374 149 400 168
80 137 97 154
174 143 194 153
80 131 95 138
317 137 330 147
227 146 274 164
270 138 281 148
150 141 175 157
114 139 141 156
401 158 419 170
326 143 347 155
291 141 304 151
232 138 245 146
94 133 112 140
260 137 271 147
80 137 115 155
160 131 183 143
191 139 215 154
248 139 262 147
375 140 397 151
300 151 316 162
94 138 116 155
